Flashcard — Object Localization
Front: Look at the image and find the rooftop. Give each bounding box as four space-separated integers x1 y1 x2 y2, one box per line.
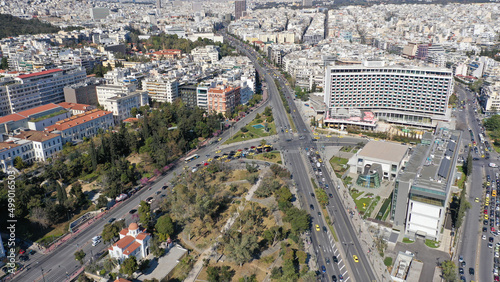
17 69 63 79
13 130 60 142
16 103 62 118
358 140 409 163
44 109 112 132
114 236 135 250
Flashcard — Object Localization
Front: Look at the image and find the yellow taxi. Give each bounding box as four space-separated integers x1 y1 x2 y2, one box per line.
207 158 213 163
314 137 320 140
315 224 320 232
318 159 323 163
339 135 344 138
215 150 221 154
218 137 222 142
326 135 332 138
225 159 231 163
485 214 489 220
353 255 359 263
313 132 319 136
285 130 288 133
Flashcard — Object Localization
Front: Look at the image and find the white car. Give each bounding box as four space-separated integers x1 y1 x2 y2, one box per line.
92 239 101 246
482 235 487 240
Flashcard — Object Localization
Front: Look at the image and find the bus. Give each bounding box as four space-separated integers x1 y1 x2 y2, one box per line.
185 154 199 163
479 133 485 143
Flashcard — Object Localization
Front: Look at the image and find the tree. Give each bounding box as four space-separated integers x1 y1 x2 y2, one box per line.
138 201 152 227
54 182 67 204
89 139 97 171
315 188 329 207
0 57 8 70
155 214 174 241
13 156 26 169
466 150 472 177
102 222 121 243
284 207 310 234
96 195 108 209
150 236 165 257
207 265 234 282
74 250 86 264
120 256 138 277
441 260 457 282
225 233 259 267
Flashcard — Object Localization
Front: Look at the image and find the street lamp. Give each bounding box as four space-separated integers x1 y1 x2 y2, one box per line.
36 262 46 282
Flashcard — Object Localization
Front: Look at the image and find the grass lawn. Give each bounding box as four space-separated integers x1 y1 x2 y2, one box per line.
329 156 349 178
425 239 440 248
248 151 282 163
402 238 414 244
376 196 392 221
350 189 363 199
455 165 466 188
224 116 276 145
363 196 380 219
286 112 297 132
354 197 372 213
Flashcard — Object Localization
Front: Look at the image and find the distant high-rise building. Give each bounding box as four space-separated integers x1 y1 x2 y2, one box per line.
303 0 313 7
90 7 110 21
235 0 246 20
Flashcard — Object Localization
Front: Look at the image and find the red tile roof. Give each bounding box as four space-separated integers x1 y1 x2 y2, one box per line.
115 278 132 282
58 102 93 111
16 103 61 118
45 109 112 132
0 142 21 152
123 117 139 123
113 236 135 250
0 113 26 124
14 131 60 142
208 85 240 94
123 241 141 255
119 228 129 236
135 232 150 241
17 69 62 79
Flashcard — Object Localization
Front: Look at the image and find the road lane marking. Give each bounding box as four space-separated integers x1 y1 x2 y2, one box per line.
339 264 345 271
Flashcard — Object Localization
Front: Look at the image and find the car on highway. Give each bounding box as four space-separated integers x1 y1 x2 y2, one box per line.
332 275 337 282
108 218 116 223
333 256 338 263
321 265 326 273
129 209 137 214
310 204 314 210
459 267 464 275
338 274 344 281
315 224 320 232
326 257 330 264
323 226 327 232
353 255 359 262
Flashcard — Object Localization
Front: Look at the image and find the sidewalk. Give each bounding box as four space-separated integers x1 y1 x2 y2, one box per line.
321 149 389 281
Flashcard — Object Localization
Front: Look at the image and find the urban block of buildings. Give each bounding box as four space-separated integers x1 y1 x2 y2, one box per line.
391 128 462 241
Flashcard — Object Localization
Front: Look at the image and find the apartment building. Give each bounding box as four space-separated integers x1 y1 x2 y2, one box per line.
9 130 62 162
207 84 241 116
143 77 179 103
0 67 86 115
96 84 149 122
63 78 102 106
45 109 114 144
324 61 454 128
191 45 220 63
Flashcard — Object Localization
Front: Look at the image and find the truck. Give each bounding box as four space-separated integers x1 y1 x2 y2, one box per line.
489 163 498 168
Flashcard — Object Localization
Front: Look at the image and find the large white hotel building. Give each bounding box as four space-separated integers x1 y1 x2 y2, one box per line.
324 61 454 128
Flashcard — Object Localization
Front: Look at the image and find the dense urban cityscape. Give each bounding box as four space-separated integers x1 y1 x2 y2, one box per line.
0 0 499 281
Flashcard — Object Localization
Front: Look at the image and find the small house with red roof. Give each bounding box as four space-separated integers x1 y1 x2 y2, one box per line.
109 222 151 263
